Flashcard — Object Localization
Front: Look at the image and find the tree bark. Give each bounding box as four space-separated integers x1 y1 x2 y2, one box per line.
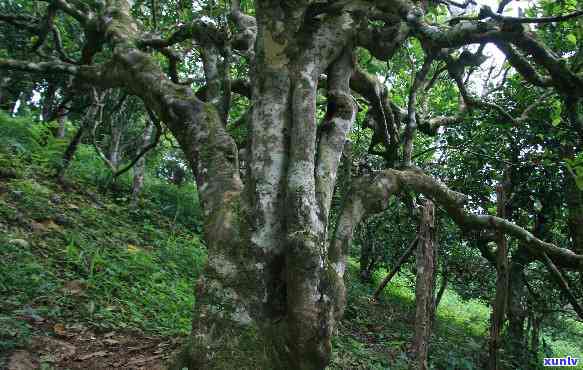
57 103 99 182
56 106 67 138
108 123 123 170
42 83 57 122
0 77 10 111
359 228 376 282
131 121 153 205
488 184 510 370
411 200 437 370
529 312 543 354
506 249 530 362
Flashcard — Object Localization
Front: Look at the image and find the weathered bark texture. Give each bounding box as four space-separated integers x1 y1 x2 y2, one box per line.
411 200 437 370
488 184 509 370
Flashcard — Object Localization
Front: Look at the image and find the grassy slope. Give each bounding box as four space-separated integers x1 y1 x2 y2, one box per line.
0 114 206 368
0 114 581 369
331 262 583 369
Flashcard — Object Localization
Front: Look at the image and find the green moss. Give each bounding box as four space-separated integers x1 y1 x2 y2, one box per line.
187 315 287 369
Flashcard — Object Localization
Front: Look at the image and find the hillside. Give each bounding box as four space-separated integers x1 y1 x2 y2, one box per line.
0 114 582 369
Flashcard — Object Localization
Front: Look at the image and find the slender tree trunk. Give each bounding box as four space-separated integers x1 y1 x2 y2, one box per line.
359 235 375 282
372 236 418 301
57 103 98 182
488 184 509 370
0 77 10 111
11 92 24 114
530 312 542 354
506 250 530 362
56 106 67 138
434 269 448 310
42 83 57 121
131 122 153 205
411 200 437 370
565 174 583 255
57 125 86 182
109 123 123 170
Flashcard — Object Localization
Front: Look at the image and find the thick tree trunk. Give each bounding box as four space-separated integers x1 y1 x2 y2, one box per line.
4 1 583 370
411 200 437 370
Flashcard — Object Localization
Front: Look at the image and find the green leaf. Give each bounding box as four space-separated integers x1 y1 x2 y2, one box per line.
552 116 562 127
566 34 577 45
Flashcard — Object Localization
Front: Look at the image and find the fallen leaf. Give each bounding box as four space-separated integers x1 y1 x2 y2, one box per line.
29 221 46 232
127 244 140 253
41 219 62 231
62 280 86 296
103 339 119 345
53 323 67 337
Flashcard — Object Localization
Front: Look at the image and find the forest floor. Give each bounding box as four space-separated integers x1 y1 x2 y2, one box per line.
1 117 582 369
0 170 198 369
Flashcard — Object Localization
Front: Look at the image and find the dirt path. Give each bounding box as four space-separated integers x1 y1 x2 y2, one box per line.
6 320 183 370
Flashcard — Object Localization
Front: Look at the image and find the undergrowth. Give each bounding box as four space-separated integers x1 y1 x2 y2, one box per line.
0 113 206 363
1 113 581 369
330 259 583 369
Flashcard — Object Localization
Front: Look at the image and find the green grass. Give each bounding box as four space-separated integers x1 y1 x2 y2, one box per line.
0 176 206 350
0 113 206 364
1 113 581 369
330 259 583 369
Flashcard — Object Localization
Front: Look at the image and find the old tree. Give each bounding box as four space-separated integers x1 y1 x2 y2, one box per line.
1 0 582 368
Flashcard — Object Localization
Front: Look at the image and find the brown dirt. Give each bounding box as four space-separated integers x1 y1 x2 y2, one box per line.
6 320 184 370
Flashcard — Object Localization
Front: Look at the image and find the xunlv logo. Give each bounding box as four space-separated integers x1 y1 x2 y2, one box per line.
543 357 580 367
